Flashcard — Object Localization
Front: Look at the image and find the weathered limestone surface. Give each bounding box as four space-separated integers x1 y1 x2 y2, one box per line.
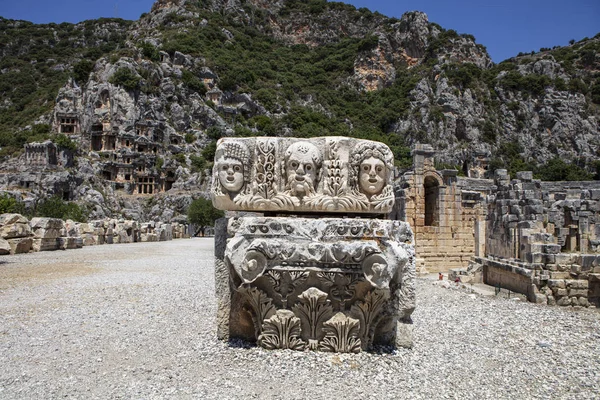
211 137 395 214
0 214 33 254
478 169 600 307
217 217 415 351
213 137 416 352
0 214 189 255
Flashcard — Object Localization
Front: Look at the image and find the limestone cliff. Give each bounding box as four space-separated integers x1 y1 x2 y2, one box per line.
0 0 598 221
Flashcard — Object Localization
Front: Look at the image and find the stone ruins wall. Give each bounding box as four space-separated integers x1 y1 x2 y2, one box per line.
0 213 190 255
395 145 599 308
396 144 492 272
479 170 600 307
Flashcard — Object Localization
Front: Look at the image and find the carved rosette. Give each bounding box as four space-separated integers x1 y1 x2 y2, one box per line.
319 312 362 353
258 310 306 351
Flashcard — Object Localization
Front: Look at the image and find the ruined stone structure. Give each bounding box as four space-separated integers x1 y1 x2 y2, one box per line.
0 214 189 255
477 170 600 307
396 144 492 272
52 78 180 196
395 145 600 307
213 137 416 352
24 141 74 169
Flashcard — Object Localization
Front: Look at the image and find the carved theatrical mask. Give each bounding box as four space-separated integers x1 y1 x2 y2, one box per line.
284 142 322 198
359 156 387 196
217 156 244 193
213 140 250 196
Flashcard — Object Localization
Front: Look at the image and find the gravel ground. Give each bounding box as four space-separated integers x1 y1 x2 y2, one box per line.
1 238 599 399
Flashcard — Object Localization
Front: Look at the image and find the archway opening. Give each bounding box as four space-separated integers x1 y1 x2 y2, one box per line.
424 176 439 226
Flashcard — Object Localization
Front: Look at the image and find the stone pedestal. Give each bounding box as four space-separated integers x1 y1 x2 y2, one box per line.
212 137 416 352
215 216 415 351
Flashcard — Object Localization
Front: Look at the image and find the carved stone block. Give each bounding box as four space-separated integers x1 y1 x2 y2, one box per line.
211 137 395 214
213 136 415 352
216 216 415 351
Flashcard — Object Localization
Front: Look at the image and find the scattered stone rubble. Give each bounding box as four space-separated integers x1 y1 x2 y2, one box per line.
0 213 189 255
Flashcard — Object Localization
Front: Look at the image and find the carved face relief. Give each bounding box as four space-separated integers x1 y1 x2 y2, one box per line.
359 156 386 196
217 156 244 193
285 142 322 197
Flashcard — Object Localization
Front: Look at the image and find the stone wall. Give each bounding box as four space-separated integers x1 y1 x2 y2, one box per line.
396 145 492 272
0 214 190 255
396 146 600 308
478 169 600 307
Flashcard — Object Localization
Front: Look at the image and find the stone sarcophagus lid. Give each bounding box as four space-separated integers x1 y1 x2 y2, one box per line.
213 137 415 352
211 137 395 214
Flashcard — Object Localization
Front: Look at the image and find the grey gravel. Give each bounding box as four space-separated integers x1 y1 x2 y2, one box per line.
1 238 599 399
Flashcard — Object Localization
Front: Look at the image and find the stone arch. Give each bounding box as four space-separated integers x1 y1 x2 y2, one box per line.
424 174 441 227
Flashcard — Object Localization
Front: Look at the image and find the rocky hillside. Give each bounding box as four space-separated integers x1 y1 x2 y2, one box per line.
0 0 599 221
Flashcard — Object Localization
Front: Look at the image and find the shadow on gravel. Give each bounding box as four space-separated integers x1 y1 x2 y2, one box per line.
227 338 256 349
226 338 397 354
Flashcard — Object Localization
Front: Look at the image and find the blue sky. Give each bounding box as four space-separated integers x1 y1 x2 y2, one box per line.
0 0 598 62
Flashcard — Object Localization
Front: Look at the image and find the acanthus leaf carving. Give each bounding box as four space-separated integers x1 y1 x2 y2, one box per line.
292 287 334 350
258 309 306 351
265 269 309 308
318 272 361 310
319 312 361 353
350 289 389 350
237 286 276 337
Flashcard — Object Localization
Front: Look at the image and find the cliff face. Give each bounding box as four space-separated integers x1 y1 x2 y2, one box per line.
0 0 598 221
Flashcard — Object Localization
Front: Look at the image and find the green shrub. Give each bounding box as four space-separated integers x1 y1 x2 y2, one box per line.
139 42 160 61
73 59 95 84
443 63 482 89
174 153 186 164
590 81 600 104
535 158 594 181
181 70 207 95
186 197 224 236
0 194 24 214
481 121 497 143
190 155 207 172
109 67 140 91
53 134 77 151
35 196 87 221
185 132 196 144
201 142 217 161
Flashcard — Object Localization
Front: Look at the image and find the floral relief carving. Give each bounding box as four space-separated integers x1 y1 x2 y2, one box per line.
350 289 388 349
318 272 362 310
265 269 309 308
237 286 276 337
292 287 334 349
319 312 362 353
258 310 306 351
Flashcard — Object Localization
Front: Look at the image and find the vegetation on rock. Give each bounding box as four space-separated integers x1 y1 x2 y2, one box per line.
187 197 224 236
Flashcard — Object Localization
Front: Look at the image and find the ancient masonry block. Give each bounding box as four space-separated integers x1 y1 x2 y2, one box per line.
211 136 395 214
213 137 416 352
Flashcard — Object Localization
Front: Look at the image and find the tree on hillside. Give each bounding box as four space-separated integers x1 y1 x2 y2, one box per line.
187 197 224 236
